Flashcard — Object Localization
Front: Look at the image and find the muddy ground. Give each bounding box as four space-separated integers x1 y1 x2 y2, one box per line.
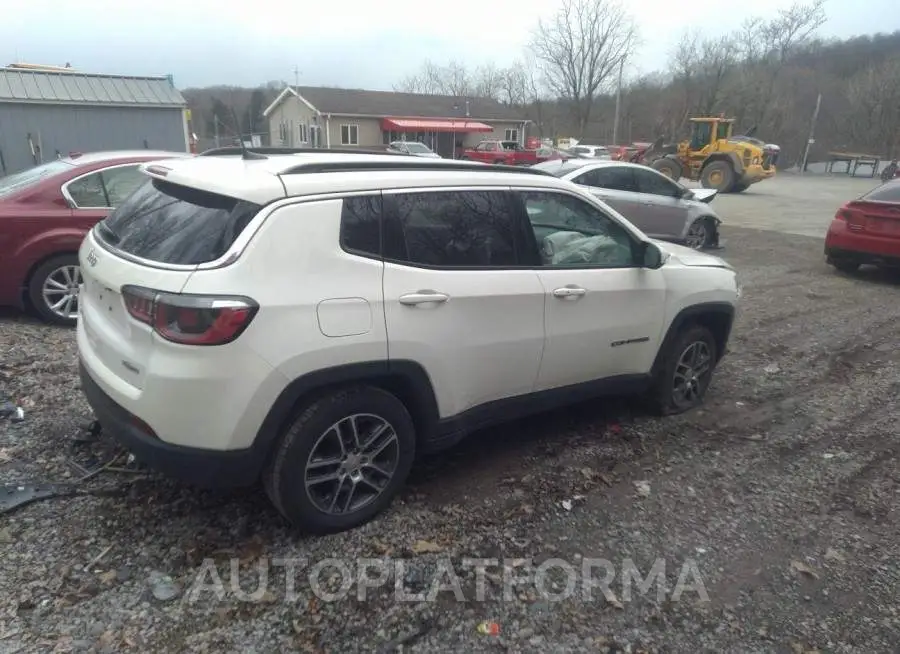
1 176 898 653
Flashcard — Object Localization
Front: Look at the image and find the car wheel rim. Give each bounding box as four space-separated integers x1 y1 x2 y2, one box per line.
42 265 82 320
672 341 712 408
685 221 708 249
304 413 400 515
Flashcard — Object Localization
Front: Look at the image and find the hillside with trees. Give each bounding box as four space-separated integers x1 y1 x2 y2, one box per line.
182 0 900 166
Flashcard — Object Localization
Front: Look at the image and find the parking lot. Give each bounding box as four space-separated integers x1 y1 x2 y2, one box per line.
1 172 898 653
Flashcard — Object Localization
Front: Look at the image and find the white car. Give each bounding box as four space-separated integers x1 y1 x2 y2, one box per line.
76 151 739 533
387 141 441 158
534 159 723 249
569 145 611 159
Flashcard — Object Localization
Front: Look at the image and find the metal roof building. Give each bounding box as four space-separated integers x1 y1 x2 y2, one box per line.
0 64 189 175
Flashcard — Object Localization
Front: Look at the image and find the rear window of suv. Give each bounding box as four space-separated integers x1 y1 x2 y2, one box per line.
96 179 262 265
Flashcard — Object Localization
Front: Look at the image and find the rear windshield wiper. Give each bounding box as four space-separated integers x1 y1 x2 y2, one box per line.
97 220 120 245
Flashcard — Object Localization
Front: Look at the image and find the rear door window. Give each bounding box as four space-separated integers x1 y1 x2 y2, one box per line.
97 179 262 265
65 165 147 208
384 190 522 267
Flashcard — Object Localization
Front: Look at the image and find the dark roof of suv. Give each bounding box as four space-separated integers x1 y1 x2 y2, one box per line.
284 86 526 121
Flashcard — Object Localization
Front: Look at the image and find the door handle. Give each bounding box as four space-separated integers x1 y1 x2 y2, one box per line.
552 286 586 298
399 291 450 306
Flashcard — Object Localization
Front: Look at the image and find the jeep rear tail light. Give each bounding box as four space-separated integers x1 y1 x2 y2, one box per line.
122 285 258 345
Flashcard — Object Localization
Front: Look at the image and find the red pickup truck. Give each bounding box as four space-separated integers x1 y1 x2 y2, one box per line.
461 140 563 166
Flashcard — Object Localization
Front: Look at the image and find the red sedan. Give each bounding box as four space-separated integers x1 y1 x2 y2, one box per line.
825 179 900 273
0 151 185 325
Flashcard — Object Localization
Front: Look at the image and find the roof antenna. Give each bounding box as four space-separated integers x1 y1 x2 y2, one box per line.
230 107 266 160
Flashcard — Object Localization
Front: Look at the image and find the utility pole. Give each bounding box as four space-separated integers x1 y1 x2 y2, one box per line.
214 115 220 148
612 58 624 146
801 93 822 174
294 65 300 88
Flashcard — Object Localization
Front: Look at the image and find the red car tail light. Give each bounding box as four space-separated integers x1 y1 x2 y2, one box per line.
121 285 258 346
836 204 865 231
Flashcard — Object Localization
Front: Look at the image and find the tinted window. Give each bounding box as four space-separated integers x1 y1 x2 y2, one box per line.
576 166 636 192
386 191 519 267
340 195 381 256
521 191 635 268
862 181 900 203
98 179 261 265
633 168 679 197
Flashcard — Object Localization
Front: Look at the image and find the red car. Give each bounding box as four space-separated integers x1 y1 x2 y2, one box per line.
0 151 185 325
825 179 900 273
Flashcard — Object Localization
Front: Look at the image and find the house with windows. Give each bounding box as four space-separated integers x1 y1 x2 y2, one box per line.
263 86 529 158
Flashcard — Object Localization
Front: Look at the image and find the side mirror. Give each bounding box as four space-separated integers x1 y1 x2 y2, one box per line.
640 241 667 269
679 187 694 200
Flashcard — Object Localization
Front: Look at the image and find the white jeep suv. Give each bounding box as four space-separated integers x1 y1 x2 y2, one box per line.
76 148 739 533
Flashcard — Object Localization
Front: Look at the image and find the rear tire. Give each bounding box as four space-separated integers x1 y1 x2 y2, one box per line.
28 254 81 327
647 324 718 416
700 161 735 192
831 259 860 274
263 386 416 534
731 182 749 193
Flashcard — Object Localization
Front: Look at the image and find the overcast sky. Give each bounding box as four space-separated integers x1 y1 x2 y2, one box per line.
2 0 898 90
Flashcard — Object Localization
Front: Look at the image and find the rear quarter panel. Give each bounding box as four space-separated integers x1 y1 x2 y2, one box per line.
0 209 85 306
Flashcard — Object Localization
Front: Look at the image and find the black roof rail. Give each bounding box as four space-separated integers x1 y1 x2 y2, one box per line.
197 146 408 157
277 160 555 176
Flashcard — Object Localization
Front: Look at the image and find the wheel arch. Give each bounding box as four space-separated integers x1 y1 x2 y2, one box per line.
651 302 735 376
21 250 80 304
252 360 440 473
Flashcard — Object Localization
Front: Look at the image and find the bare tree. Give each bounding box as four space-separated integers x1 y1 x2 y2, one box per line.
530 0 637 135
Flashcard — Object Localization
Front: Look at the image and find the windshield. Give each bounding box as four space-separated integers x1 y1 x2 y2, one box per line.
0 159 74 198
97 178 262 265
532 159 591 177
404 142 431 153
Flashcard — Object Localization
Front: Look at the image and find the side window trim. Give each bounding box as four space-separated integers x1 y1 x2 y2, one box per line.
62 162 144 210
380 187 532 270
509 187 643 270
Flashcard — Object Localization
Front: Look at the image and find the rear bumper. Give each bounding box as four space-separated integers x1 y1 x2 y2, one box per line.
79 360 262 488
825 219 900 265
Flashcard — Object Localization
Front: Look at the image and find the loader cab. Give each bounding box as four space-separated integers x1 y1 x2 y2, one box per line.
689 118 733 151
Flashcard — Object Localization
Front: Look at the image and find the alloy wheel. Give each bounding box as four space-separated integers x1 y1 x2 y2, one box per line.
672 340 712 409
685 220 708 249
41 265 82 321
304 413 400 515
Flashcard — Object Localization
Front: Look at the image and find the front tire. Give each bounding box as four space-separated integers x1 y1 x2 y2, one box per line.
685 218 714 250
731 182 749 193
700 161 735 192
28 254 82 326
263 386 416 534
648 325 718 416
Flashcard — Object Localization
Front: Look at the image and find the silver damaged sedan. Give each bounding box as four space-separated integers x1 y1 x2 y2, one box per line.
533 159 723 250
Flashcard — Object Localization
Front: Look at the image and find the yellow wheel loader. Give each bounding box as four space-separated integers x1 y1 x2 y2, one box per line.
643 116 780 193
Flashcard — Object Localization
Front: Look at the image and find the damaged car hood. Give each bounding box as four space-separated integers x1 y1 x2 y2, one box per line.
654 240 733 269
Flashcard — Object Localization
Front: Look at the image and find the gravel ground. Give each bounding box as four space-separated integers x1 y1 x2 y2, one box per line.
2 224 899 653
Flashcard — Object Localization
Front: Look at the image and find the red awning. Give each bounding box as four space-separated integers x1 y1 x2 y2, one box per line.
381 117 495 133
